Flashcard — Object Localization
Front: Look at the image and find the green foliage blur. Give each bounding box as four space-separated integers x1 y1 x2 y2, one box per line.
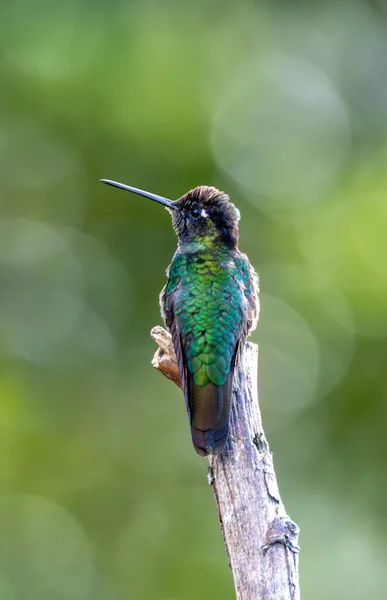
0 0 386 598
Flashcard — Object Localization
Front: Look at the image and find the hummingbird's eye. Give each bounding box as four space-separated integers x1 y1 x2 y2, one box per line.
191 206 201 218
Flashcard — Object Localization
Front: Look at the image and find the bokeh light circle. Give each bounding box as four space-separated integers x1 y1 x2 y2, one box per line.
211 55 350 212
0 493 94 599
0 218 130 366
258 293 320 412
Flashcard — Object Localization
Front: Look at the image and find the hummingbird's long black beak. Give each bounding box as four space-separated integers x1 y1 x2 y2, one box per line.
100 179 177 210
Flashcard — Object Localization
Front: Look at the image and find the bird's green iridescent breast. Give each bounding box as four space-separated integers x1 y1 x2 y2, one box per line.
165 249 247 387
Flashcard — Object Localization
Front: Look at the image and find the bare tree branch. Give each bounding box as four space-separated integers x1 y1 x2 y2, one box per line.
151 325 300 600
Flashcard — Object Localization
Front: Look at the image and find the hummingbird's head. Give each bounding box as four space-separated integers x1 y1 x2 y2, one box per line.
99 179 240 249
170 186 240 249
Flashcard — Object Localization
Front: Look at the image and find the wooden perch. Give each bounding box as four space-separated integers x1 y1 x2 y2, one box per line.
151 325 300 600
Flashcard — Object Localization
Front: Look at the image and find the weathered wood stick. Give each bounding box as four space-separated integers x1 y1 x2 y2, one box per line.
151 325 300 600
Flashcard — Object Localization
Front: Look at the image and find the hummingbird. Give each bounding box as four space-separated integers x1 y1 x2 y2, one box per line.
100 179 259 456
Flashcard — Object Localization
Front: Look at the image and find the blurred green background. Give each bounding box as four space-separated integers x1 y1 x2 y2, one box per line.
0 0 386 598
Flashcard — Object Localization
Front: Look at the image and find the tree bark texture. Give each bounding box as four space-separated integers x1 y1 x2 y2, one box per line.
151 326 300 600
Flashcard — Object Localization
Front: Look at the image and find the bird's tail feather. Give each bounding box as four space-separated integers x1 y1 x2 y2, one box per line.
187 372 233 456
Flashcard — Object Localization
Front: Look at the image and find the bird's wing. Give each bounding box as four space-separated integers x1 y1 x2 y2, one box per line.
235 252 260 336
159 257 187 400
